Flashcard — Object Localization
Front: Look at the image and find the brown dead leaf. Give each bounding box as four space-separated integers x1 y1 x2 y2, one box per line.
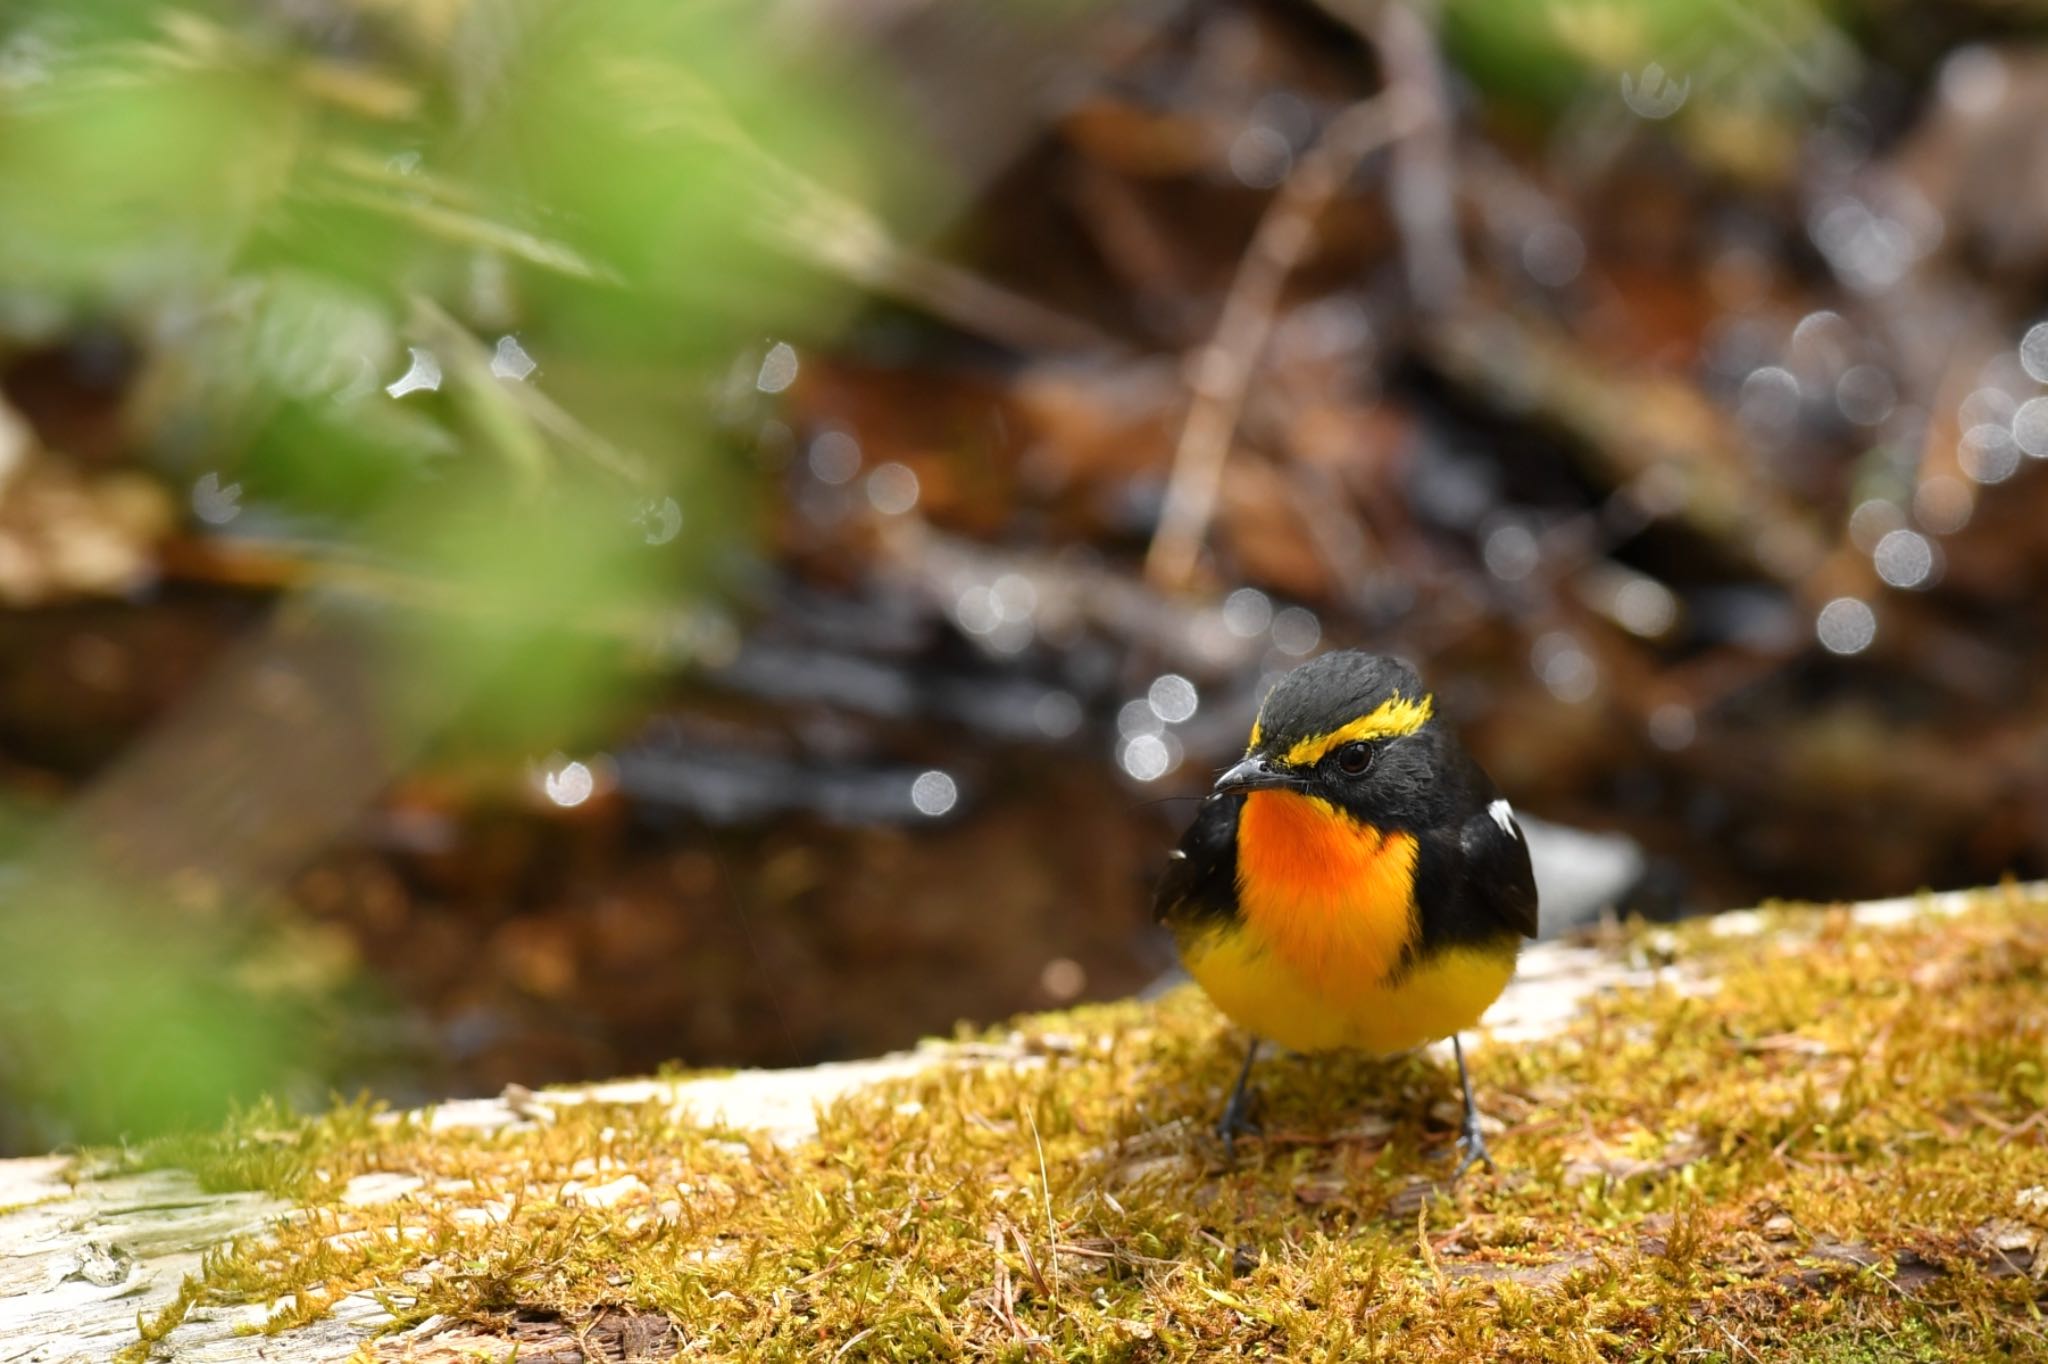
0 446 173 606
1444 1252 1599 1292
384 1308 680 1363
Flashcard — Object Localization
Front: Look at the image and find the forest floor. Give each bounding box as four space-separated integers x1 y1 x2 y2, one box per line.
8 883 2045 1363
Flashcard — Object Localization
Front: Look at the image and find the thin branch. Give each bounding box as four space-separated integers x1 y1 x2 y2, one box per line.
1312 0 1465 311
1144 94 1418 591
661 62 1123 356
795 201 1122 354
1371 0 1464 311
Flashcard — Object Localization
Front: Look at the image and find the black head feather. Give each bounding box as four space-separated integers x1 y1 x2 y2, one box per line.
1242 651 1462 833
1252 652 1428 755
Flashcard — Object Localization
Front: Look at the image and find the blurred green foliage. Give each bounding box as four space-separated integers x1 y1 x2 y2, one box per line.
1441 0 1853 178
0 0 935 1142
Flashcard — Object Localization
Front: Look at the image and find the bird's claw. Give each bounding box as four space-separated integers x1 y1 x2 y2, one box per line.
1452 1120 1494 1181
1216 1093 1262 1163
1447 1034 1495 1181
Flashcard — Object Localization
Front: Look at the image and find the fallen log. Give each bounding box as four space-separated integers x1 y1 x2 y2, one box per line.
5 881 2042 1363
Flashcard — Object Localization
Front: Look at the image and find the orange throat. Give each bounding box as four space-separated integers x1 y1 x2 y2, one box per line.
1235 790 1418 993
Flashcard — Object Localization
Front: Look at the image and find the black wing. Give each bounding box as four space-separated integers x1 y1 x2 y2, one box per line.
1411 746 1539 949
1456 800 1539 939
1152 793 1242 934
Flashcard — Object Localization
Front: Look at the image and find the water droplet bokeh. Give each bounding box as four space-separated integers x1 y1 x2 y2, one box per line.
865 462 920 515
1032 691 1082 739
910 770 958 817
1482 522 1539 581
1960 422 2021 483
1118 732 1174 782
1939 45 2008 117
1834 365 1895 426
1146 674 1199 725
1531 631 1597 703
1847 498 1904 553
191 472 242 526
1118 698 1163 739
1738 366 1802 435
1228 125 1292 189
989 574 1036 623
1270 606 1321 656
634 496 682 546
1222 587 1273 637
1872 527 1935 589
807 430 861 484
1816 597 1877 655
490 335 537 382
2011 398 2048 460
755 341 798 394
1647 702 1696 751
1619 62 1689 119
1613 577 1678 637
1522 223 1586 287
543 759 595 808
1913 475 1972 534
385 347 442 398
2019 322 2048 385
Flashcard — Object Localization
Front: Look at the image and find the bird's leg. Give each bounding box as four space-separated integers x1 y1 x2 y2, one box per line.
1215 1037 1262 1160
1451 1034 1494 1178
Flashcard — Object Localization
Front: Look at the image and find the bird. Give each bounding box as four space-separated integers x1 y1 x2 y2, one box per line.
1152 650 1537 1173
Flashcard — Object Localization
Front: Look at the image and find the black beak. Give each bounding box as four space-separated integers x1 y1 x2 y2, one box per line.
1213 754 1300 795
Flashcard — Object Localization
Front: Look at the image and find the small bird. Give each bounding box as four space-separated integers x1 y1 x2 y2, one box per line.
1153 651 1537 1172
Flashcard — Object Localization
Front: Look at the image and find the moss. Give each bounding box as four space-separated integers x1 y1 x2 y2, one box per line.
114 886 2047 1362
113 1274 202 1364
111 1093 398 1199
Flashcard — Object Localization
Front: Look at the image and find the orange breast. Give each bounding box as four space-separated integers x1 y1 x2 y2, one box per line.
1235 790 1418 996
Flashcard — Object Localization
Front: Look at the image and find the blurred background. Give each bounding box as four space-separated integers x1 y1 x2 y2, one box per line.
2 0 2045 1154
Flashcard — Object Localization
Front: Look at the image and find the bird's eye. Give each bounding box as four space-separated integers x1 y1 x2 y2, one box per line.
1332 742 1374 776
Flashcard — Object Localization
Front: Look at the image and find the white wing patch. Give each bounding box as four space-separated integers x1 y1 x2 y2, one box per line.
1488 798 1518 838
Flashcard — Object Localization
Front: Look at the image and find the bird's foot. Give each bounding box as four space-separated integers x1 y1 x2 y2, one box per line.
1215 1091 1262 1163
1452 1117 1495 1181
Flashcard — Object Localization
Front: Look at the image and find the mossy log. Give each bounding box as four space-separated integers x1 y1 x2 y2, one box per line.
4 884 2043 1363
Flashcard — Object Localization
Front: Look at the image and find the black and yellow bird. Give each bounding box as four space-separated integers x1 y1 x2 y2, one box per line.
1153 651 1537 1172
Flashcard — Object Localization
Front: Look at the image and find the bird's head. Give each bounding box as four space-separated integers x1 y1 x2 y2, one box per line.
1213 651 1451 831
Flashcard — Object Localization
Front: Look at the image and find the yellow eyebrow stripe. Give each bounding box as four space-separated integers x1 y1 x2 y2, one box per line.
1278 693 1433 767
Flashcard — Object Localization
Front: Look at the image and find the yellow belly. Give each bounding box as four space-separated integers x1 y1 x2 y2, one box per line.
1179 924 1517 1054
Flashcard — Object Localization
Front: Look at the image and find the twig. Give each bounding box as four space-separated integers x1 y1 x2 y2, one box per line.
1023 1100 1058 1303
1313 0 1465 309
1716 1319 1765 1364
659 62 1122 357
1144 94 1417 591
986 1220 1045 1349
831 1326 877 1360
798 203 1121 355
1371 0 1464 311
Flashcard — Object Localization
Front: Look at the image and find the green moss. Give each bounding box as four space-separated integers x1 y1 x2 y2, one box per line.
112 1094 401 1199
1774 1317 1953 1364
113 886 2048 1361
113 1274 202 1364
